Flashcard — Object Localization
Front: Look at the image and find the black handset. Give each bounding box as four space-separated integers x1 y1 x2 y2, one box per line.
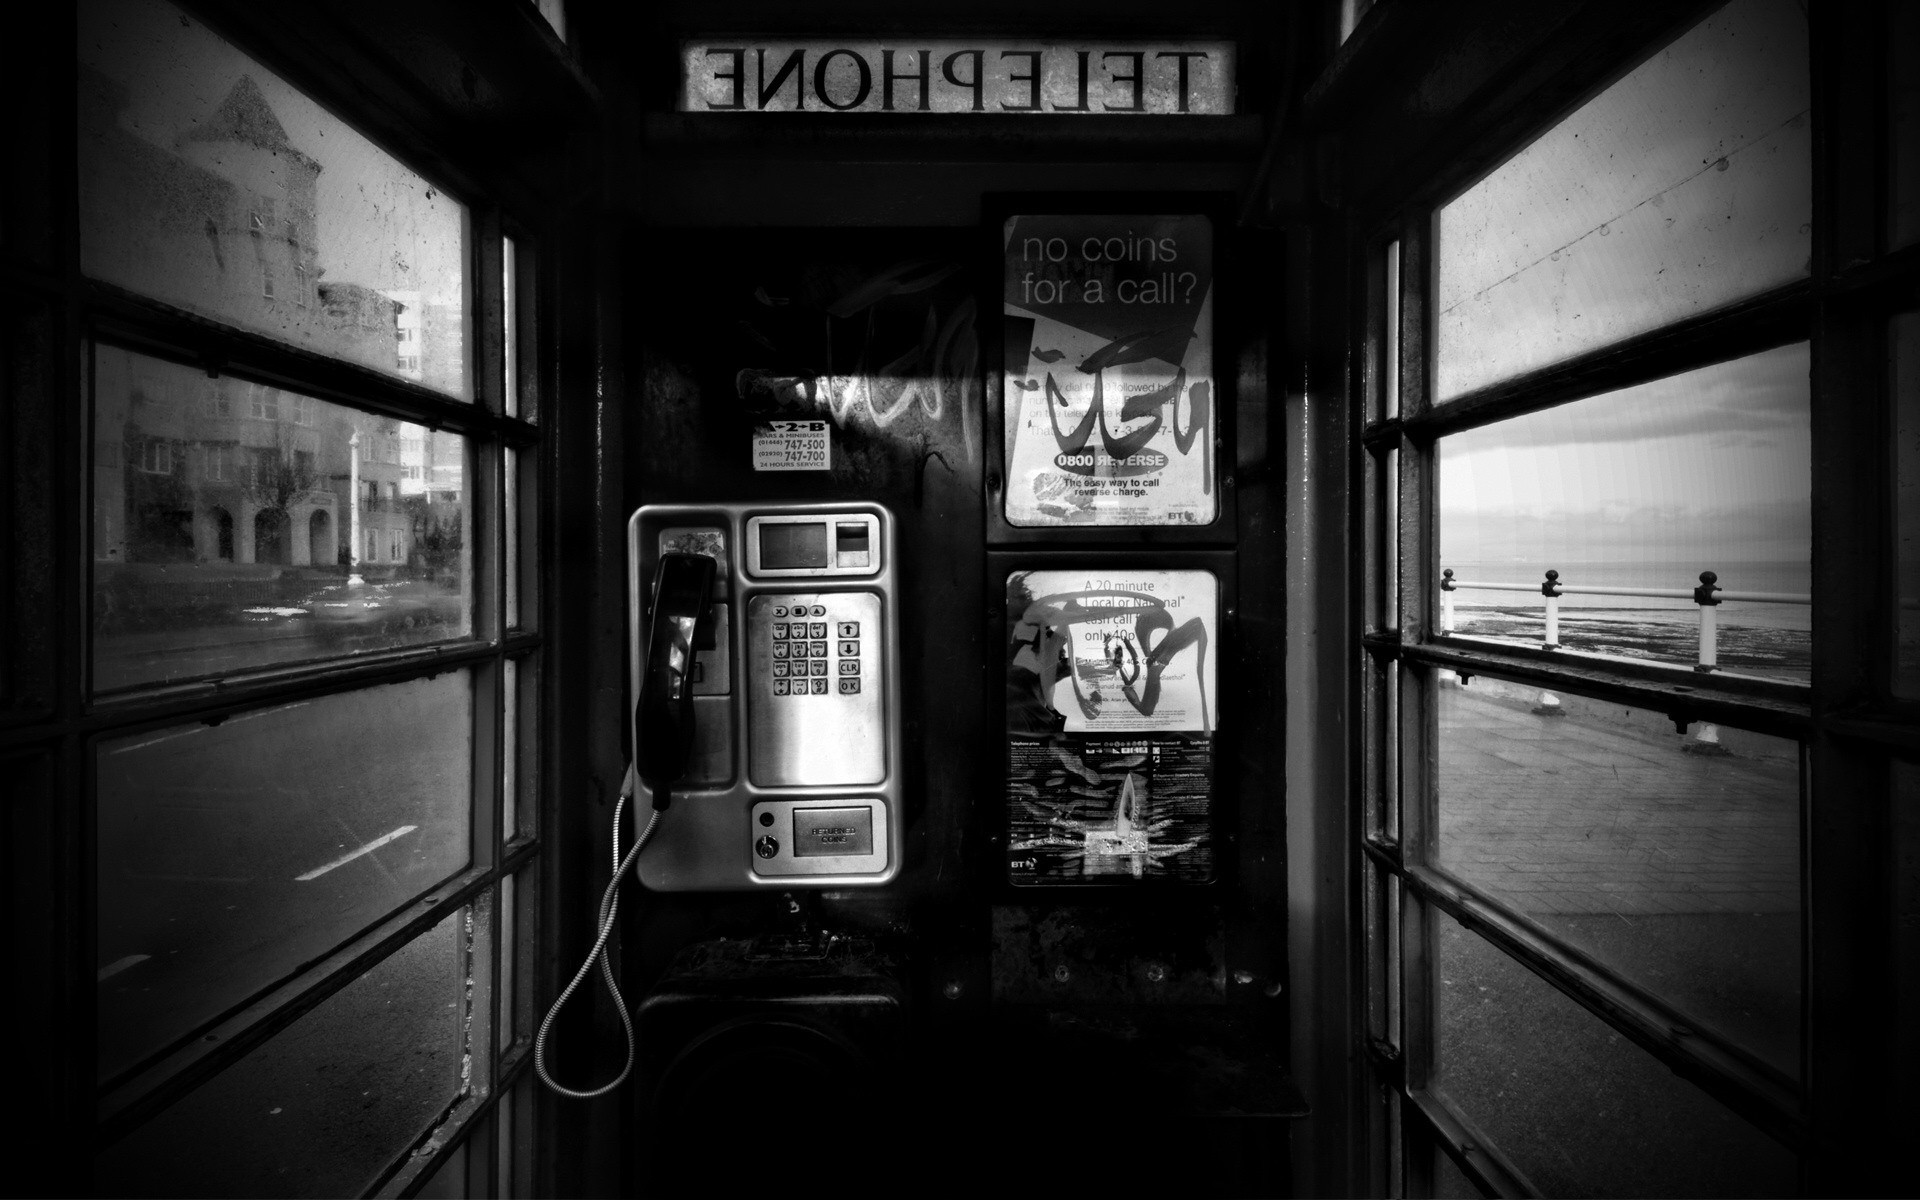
636 552 716 800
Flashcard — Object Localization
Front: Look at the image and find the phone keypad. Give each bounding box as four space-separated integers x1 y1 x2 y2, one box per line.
761 598 865 699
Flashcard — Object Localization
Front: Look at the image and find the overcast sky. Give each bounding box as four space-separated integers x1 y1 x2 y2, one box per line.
1440 341 1810 565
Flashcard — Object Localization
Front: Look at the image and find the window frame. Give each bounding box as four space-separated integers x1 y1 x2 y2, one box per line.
34 3 557 1193
1350 1 1918 1194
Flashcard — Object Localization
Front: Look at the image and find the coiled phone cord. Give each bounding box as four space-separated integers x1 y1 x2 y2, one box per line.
533 763 661 1099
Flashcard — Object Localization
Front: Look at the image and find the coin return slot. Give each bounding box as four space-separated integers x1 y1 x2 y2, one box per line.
835 521 871 568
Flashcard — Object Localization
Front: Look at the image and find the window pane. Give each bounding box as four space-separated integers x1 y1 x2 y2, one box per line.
92 346 470 691
79 0 470 399
503 235 518 419
504 447 519 629
1434 0 1810 400
1895 313 1920 697
1439 344 1810 683
1436 678 1801 1076
96 672 473 1080
1432 907 1798 1197
1383 237 1400 421
96 908 471 1197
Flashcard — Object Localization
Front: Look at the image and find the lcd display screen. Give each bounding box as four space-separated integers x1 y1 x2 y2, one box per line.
760 522 829 569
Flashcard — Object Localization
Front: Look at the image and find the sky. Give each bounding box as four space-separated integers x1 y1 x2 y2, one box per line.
1439 342 1811 566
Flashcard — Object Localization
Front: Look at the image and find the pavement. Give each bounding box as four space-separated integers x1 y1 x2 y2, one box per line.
1432 676 1802 1083
1436 678 1800 918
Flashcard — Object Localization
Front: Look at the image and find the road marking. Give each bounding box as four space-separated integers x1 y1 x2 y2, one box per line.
97 954 150 982
110 728 204 755
296 825 418 881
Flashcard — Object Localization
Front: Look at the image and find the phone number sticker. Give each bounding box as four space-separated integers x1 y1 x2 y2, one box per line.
753 420 832 471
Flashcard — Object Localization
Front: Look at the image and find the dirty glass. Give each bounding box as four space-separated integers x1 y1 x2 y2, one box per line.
1434 0 1810 400
1438 344 1811 682
91 346 470 691
78 0 470 399
95 672 472 1082
1435 678 1801 1078
1430 1145 1483 1200
96 906 478 1197
1431 907 1799 1197
1895 312 1920 697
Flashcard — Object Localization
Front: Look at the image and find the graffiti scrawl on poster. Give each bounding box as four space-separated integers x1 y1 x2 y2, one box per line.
1006 568 1216 734
1004 568 1217 884
1003 214 1215 527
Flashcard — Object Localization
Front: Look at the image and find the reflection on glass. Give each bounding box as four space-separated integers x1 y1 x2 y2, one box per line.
1433 908 1798 1197
1895 313 1920 697
1435 0 1810 400
78 0 470 398
1437 679 1801 1076
92 346 470 691
97 908 471 1197
96 672 473 1081
1893 2 1919 249
1438 344 1810 681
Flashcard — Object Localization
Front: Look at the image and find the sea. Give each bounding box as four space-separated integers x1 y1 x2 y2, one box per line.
1441 559 1811 680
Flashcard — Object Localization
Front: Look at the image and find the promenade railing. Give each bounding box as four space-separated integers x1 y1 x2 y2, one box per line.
1439 568 1811 674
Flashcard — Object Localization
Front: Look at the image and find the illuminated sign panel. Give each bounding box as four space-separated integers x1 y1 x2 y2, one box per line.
680 42 1234 114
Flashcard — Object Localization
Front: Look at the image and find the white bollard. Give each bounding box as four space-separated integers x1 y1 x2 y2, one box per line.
1694 570 1721 673
1542 569 1561 650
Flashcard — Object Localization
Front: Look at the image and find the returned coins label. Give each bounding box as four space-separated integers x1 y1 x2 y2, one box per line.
793 806 874 857
753 420 831 471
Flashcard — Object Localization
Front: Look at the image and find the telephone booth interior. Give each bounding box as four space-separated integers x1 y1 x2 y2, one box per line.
19 0 1918 1196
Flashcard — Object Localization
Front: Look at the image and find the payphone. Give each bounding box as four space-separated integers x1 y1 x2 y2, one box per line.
536 501 903 1099
626 501 903 889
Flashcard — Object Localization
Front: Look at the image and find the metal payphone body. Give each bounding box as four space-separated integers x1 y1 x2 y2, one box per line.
628 502 903 890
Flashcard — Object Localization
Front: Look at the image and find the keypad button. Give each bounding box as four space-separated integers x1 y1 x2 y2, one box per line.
838 678 861 695
838 640 859 657
772 662 788 678
773 679 789 695
792 641 810 659
810 605 826 617
811 678 828 694
809 622 827 638
810 641 827 657
771 624 788 640
772 643 788 660
810 661 826 677
772 606 788 618
837 622 859 638
789 685 806 701
838 659 859 676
